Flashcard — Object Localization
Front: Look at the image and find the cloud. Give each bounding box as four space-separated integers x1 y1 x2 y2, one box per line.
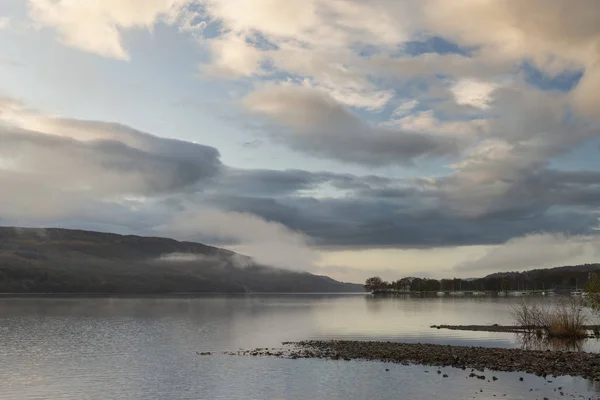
450 79 498 110
0 99 222 197
243 84 464 166
202 33 265 78
454 233 600 274
391 100 419 117
572 59 600 118
435 85 599 217
382 110 488 137
155 206 319 271
0 16 10 29
3 0 600 283
423 0 600 117
154 252 254 269
27 0 200 60
1 93 599 285
25 0 600 120
1 95 599 254
213 168 331 197
0 100 321 272
202 0 409 48
215 193 599 249
198 0 415 111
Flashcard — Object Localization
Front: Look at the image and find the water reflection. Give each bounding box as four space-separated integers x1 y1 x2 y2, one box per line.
516 332 588 352
1 296 600 399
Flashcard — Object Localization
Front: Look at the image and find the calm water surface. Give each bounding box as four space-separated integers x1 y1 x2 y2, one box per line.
1 295 599 399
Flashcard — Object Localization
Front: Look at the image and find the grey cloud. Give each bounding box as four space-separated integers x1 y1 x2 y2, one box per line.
0 109 223 236
212 167 406 197
201 162 600 249
2 124 599 250
1 96 599 253
0 170 165 233
436 166 600 220
431 85 600 217
213 193 599 248
213 168 328 197
0 122 221 196
243 85 463 166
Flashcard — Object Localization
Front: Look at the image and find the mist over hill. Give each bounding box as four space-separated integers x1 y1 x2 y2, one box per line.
0 227 362 294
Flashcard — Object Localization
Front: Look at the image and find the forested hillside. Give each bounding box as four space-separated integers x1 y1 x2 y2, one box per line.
0 227 362 294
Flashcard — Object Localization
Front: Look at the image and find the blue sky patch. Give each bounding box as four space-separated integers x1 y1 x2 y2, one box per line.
402 36 472 57
521 62 583 92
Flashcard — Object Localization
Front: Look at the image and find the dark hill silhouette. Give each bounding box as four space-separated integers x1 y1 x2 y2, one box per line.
0 227 362 294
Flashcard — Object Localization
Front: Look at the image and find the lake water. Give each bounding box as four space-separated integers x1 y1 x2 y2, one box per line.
1 295 599 399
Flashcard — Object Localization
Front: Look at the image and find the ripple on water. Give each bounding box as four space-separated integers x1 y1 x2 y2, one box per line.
1 296 599 399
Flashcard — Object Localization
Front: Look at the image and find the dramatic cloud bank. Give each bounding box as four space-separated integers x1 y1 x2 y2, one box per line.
1 1 599 281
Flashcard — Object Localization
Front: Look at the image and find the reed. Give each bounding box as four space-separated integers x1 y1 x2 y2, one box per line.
511 298 588 339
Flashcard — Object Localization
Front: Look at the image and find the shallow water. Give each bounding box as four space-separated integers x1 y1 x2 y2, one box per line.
1 295 599 399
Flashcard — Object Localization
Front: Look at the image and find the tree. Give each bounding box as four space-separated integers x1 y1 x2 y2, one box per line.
400 278 411 291
410 278 423 292
364 276 384 292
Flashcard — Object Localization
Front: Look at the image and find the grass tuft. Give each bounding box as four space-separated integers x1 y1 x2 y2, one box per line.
511 298 588 339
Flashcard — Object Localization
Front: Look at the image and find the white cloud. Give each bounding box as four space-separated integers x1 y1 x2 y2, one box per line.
382 110 488 137
392 100 419 117
203 33 265 78
424 0 600 117
199 0 414 111
27 0 199 60
300 78 394 111
156 207 320 271
454 233 600 274
450 79 499 110
202 0 409 48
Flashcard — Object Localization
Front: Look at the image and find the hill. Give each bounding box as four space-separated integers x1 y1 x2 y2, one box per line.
484 263 600 280
480 263 600 292
0 227 362 294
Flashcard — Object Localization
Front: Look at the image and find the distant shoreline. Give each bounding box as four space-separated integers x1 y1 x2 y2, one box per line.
0 292 366 298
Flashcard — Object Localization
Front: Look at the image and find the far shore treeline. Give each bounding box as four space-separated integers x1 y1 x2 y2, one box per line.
364 264 600 293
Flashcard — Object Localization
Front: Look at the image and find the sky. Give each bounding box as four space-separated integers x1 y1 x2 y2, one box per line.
1 0 600 283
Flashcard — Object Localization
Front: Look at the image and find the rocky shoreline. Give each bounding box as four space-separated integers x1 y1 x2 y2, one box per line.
221 340 600 381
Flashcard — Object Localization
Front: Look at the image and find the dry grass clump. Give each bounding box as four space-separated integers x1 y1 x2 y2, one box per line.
511 298 588 339
546 299 588 339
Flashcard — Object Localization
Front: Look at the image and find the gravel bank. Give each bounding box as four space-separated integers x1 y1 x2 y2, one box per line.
225 340 600 381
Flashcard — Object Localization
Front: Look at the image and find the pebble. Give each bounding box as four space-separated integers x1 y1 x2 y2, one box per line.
224 340 600 382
